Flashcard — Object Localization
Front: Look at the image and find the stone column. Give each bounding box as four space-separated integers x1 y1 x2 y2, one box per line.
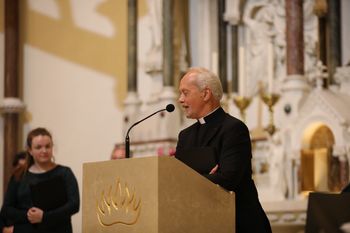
124 0 141 145
283 0 310 199
1 0 24 193
128 0 137 92
326 0 341 84
223 0 240 102
160 0 180 140
314 0 327 87
314 0 327 67
231 25 238 93
162 0 173 87
280 0 310 167
218 0 228 93
286 0 304 76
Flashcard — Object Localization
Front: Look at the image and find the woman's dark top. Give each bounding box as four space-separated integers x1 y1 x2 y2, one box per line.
1 165 80 233
0 215 5 231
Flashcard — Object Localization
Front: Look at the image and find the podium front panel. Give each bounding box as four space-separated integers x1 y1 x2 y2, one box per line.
158 156 235 233
83 158 159 233
82 156 235 233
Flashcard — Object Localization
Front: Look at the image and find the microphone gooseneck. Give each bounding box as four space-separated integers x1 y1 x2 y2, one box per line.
125 104 176 158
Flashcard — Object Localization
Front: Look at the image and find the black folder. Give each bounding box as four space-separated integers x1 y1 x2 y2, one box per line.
175 147 217 174
305 192 350 233
30 176 68 211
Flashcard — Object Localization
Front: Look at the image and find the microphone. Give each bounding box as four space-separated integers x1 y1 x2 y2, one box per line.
125 104 175 158
166 103 175 112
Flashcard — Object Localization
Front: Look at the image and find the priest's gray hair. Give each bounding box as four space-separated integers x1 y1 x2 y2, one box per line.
187 67 223 101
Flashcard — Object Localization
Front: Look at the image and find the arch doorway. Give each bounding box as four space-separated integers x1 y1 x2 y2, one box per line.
300 122 337 193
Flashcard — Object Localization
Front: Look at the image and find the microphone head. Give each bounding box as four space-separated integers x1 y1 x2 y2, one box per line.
166 104 175 112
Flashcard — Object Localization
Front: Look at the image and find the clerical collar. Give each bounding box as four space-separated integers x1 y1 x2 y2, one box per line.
198 118 206 124
198 107 220 124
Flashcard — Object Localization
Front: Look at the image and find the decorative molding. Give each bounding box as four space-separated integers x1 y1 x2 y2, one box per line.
298 90 350 127
0 97 25 114
143 0 162 75
282 74 311 93
334 66 350 84
263 200 307 226
223 0 240 25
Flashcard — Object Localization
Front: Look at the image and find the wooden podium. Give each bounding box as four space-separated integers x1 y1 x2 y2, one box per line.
82 156 235 233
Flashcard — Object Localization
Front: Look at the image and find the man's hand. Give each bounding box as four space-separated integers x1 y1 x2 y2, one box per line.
2 225 14 233
27 207 44 224
209 164 219 174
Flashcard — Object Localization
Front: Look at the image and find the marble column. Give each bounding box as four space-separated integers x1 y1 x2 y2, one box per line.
318 17 327 68
218 0 228 93
314 0 327 87
286 0 304 75
314 0 327 66
231 25 238 93
284 1 310 198
128 0 137 92
162 0 173 87
281 0 309 155
326 0 341 84
124 0 141 148
1 0 24 193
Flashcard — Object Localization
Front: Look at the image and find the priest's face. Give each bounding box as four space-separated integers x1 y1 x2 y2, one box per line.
178 71 206 119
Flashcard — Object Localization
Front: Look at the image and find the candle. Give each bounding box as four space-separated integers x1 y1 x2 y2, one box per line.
267 41 274 93
239 46 245 96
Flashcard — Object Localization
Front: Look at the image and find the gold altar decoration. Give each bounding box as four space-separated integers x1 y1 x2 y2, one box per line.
260 93 280 135
233 95 252 122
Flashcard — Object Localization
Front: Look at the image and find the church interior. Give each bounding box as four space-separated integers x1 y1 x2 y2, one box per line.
1 0 350 232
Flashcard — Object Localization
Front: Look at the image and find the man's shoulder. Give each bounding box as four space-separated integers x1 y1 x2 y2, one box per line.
224 112 245 124
214 107 244 126
179 122 198 134
222 113 250 131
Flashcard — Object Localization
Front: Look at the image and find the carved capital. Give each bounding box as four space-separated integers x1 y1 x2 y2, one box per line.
334 66 350 84
0 97 25 114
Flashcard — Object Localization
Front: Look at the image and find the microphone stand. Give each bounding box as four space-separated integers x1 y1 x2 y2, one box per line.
125 108 166 158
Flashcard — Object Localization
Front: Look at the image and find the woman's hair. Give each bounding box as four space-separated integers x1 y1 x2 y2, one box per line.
12 151 27 167
12 151 28 180
14 127 53 180
185 67 223 101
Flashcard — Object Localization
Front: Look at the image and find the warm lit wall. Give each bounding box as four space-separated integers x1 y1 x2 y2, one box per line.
0 1 147 232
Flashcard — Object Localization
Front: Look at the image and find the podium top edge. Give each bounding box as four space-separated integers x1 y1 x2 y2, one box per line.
83 156 174 166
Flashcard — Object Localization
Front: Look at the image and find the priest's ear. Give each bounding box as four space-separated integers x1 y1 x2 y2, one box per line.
202 87 212 101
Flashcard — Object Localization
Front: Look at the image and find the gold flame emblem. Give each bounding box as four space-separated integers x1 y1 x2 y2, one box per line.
96 178 141 226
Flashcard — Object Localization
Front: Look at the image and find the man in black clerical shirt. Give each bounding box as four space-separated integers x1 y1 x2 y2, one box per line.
175 67 272 233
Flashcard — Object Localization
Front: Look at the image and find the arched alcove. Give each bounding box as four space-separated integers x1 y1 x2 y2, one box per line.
300 122 335 192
